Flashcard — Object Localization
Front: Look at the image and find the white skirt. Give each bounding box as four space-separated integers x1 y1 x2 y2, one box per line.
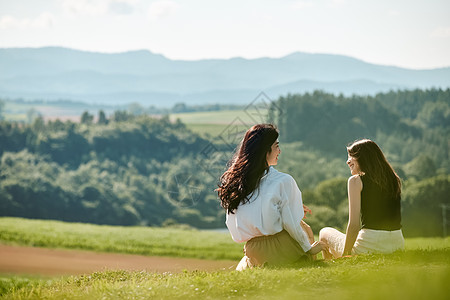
321 227 405 256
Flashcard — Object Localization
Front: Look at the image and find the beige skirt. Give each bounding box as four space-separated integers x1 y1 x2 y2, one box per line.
236 230 308 271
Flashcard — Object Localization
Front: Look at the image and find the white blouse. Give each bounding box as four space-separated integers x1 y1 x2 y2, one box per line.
225 167 312 252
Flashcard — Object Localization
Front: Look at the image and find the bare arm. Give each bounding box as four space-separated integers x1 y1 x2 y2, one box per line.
342 175 362 256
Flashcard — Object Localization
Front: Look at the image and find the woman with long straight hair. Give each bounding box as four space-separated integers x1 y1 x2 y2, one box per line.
217 124 325 270
319 139 404 259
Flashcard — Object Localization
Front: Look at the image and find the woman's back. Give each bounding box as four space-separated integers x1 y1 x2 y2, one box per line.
360 175 402 231
226 167 303 248
218 124 324 269
319 139 404 259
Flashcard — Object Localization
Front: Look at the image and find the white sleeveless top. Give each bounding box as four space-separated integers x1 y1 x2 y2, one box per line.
225 167 312 252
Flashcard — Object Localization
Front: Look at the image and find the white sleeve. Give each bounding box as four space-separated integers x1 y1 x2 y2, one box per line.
279 175 312 252
225 212 245 243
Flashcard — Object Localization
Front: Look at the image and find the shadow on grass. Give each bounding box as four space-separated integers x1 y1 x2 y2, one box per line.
263 258 330 271
253 247 450 271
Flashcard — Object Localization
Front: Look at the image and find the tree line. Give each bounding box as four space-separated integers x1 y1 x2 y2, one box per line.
0 113 225 228
270 89 449 237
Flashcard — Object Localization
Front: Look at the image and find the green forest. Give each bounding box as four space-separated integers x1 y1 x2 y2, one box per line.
0 89 449 237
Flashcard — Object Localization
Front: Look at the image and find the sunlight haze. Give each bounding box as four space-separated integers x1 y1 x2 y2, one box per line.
0 0 449 69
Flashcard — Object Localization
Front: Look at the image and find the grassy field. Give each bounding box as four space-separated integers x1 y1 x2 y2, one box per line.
4 100 262 138
183 123 249 139
0 218 242 260
170 109 266 138
169 109 265 125
0 218 449 299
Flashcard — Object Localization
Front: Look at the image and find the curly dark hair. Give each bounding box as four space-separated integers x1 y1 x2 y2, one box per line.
217 124 279 214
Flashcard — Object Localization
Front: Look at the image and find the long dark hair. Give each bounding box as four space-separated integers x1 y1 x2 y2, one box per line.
217 124 279 214
347 139 401 198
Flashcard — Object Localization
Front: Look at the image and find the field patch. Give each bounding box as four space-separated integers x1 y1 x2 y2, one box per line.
1 249 448 299
0 218 449 299
0 218 242 261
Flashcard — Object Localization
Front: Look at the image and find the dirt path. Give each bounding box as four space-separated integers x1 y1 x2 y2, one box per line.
0 245 238 276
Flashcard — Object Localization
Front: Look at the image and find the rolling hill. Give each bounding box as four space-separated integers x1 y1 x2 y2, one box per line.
1 47 449 106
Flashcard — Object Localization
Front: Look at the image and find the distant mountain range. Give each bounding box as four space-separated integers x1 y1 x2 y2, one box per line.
0 47 449 106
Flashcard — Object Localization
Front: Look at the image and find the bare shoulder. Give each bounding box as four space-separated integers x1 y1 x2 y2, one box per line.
348 175 363 190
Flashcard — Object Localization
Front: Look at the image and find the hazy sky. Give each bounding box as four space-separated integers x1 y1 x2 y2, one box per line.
0 0 449 69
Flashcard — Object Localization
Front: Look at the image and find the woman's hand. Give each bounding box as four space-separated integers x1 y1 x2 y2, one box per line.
303 204 312 218
307 241 327 256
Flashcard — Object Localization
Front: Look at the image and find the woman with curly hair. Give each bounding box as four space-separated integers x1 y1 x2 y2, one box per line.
217 124 325 270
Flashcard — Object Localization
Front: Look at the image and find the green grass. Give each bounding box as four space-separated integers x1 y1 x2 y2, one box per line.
170 109 265 125
0 218 449 299
170 109 267 138
0 218 448 260
0 218 242 260
1 250 449 299
184 123 249 139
